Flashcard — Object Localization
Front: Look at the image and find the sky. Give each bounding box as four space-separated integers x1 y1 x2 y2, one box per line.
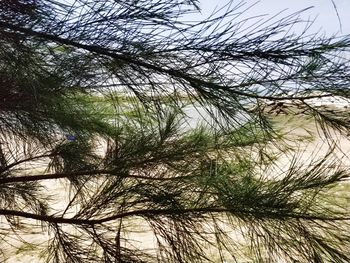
198 0 350 36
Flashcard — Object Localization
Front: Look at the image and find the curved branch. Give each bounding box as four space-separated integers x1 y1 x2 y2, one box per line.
0 153 54 174
0 169 196 184
0 21 335 101
0 207 348 226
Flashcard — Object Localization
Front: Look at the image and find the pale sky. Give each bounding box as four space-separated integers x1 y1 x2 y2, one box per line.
198 0 350 35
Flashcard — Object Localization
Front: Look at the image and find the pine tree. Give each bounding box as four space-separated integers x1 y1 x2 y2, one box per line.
1 1 350 262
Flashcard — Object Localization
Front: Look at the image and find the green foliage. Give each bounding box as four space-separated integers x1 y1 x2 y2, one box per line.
0 0 350 263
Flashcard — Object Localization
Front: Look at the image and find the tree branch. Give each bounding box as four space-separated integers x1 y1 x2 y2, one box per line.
0 207 348 226
0 153 54 174
0 21 336 101
0 169 196 184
